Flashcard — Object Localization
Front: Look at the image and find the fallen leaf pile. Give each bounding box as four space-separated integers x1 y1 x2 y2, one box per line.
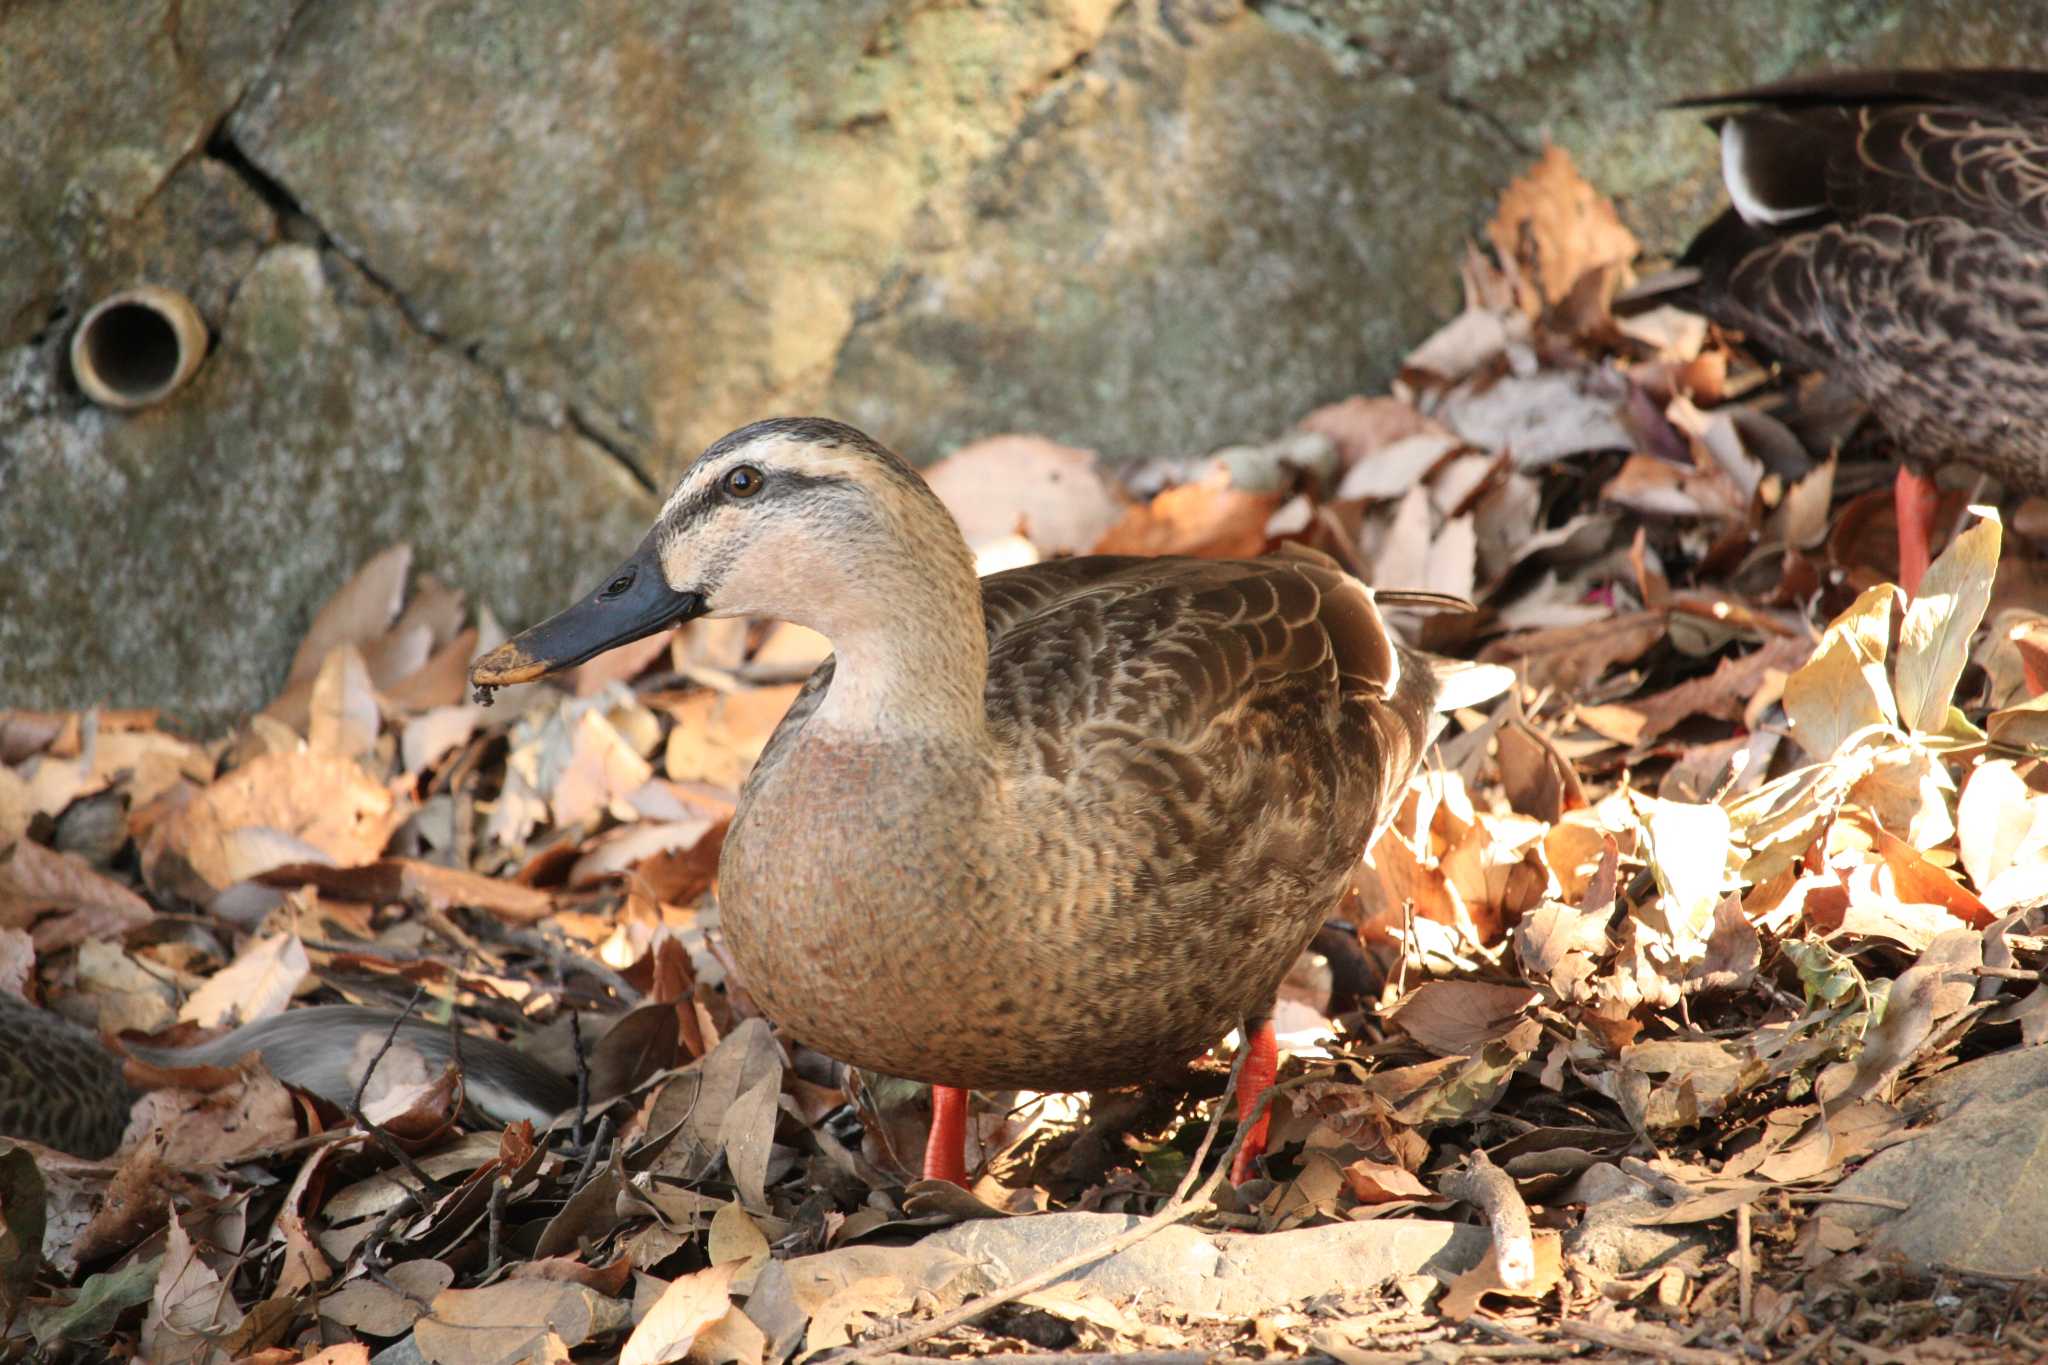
4 143 2048 1363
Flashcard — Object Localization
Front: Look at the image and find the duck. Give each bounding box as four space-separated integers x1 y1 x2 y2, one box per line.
470 416 1469 1186
1667 67 2048 595
0 994 574 1158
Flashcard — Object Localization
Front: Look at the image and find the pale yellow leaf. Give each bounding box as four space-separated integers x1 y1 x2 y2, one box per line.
309 645 380 759
1896 510 2001 734
179 932 309 1027
287 544 412 685
621 1262 738 1365
1784 584 1898 759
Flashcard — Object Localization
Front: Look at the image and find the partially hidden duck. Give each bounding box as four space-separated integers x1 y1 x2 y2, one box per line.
1669 67 2048 594
0 995 573 1159
471 417 1477 1185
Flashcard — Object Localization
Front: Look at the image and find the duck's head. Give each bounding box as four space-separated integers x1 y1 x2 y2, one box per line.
470 417 971 689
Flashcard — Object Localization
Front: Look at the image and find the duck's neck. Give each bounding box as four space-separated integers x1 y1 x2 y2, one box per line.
804 533 990 744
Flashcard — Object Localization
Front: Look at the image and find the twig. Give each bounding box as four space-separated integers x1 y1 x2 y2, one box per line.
1554 1320 1741 1364
1735 1199 1752 1326
824 1035 1272 1364
1785 1192 1909 1211
482 1176 509 1280
571 1009 591 1147
1774 1328 1834 1365
346 988 450 1201
1441 1148 1534 1289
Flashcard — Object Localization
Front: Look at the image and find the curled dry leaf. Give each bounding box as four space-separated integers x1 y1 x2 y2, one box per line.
0 841 154 948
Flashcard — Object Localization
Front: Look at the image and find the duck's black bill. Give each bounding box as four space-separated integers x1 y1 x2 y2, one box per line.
469 535 706 687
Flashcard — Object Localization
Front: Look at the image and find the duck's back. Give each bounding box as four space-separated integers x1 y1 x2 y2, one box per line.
1677 69 2048 493
725 550 1436 1092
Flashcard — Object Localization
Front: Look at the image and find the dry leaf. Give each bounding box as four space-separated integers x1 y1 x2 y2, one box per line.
1384 982 1538 1055
1896 510 2001 734
147 752 403 899
621 1261 739 1365
1489 143 1638 314
1784 585 1899 760
286 545 412 686
179 933 309 1028
413 1280 626 1363
1092 470 1278 559
925 435 1126 556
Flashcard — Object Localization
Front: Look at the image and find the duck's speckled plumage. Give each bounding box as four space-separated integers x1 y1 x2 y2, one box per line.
475 417 1443 1102
1675 68 2048 496
0 993 138 1158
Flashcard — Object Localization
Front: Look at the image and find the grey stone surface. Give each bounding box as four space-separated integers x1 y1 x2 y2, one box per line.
4 0 2042 721
0 0 297 345
1832 1046 2048 1274
0 246 654 729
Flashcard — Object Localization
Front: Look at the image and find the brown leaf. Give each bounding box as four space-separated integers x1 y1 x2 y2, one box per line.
1784 585 1899 760
0 840 153 949
568 818 722 891
146 752 404 900
925 435 1126 556
1480 612 1665 695
414 1280 628 1362
1488 144 1638 316
1384 981 1538 1056
1092 470 1278 559
659 686 803 794
385 627 482 713
143 1215 244 1365
1299 396 1453 467
569 633 674 698
550 710 656 828
1578 635 1812 748
309 647 380 759
286 544 412 686
1896 511 2001 733
1340 1157 1432 1204
322 1261 456 1336
1437 1228 1562 1320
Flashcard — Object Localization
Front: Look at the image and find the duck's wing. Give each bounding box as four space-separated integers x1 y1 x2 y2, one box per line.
980 550 1436 844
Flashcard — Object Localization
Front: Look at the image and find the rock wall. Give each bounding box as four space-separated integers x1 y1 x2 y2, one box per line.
4 0 2042 725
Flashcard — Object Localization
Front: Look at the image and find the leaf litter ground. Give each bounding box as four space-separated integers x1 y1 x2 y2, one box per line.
6 146 2048 1363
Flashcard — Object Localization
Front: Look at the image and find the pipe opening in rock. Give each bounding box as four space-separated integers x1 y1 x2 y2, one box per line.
70 287 208 410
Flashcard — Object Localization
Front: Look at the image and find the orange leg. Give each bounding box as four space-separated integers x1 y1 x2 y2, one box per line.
922 1084 970 1187
1895 465 1938 598
1229 1017 1280 1184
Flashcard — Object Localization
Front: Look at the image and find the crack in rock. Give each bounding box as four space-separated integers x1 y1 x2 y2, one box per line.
202 128 658 497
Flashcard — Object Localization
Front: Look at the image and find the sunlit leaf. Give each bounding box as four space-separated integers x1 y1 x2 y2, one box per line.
1896 509 2001 734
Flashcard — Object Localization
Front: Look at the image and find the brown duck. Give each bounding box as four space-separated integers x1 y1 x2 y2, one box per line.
1671 67 2048 594
472 417 1470 1184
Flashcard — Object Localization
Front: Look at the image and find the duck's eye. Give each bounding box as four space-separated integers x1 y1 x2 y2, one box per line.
603 571 634 598
722 464 765 499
